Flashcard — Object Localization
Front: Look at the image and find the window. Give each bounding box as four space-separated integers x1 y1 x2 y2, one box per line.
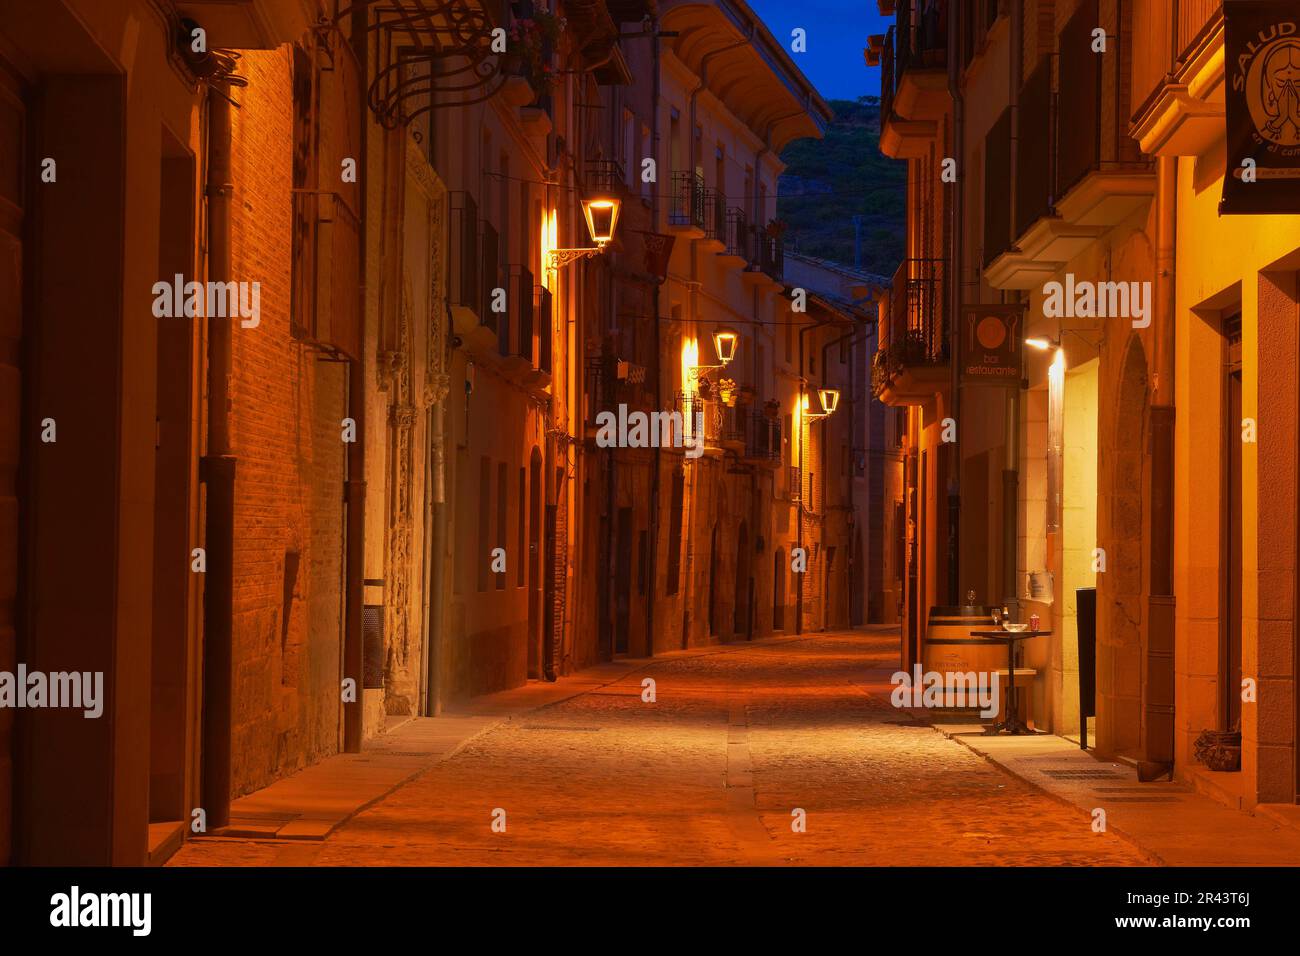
623 107 635 187
517 467 527 587
637 529 648 596
478 456 491 592
640 123 652 199
496 461 507 590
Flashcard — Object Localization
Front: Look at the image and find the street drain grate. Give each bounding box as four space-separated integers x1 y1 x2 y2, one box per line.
1090 796 1183 803
1039 769 1123 779
522 724 603 732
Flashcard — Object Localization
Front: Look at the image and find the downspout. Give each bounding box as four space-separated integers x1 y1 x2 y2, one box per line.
200 80 235 829
946 0 966 606
646 20 662 659
1001 0 1024 620
343 3 368 748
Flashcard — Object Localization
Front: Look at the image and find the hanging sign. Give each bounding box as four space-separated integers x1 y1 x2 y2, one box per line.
1221 1 1300 214
959 304 1024 386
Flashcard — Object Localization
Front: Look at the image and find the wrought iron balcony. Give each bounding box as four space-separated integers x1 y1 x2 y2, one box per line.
675 393 723 448
872 257 948 402
669 171 706 231
721 208 748 261
743 413 781 464
702 188 726 244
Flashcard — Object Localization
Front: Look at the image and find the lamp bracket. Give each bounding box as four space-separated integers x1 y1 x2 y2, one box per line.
548 247 604 269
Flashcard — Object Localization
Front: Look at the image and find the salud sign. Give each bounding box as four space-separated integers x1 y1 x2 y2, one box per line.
959 304 1023 386
1221 1 1300 214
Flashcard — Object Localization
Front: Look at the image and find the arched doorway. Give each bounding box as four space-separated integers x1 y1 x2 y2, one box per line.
733 521 750 637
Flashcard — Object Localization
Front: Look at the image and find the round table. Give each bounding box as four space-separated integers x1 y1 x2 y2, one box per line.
967 629 1052 735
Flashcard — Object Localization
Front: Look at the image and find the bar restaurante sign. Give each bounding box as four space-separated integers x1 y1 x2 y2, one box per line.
1221 1 1300 215
960 304 1023 386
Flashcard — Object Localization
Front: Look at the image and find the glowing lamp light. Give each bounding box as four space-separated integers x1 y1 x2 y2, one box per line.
818 388 841 415
1025 336 1053 351
712 328 739 365
581 196 621 248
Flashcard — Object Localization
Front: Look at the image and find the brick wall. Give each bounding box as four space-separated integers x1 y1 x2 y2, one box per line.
227 48 347 796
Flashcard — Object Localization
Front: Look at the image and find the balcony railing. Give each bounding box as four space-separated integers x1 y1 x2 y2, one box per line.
748 224 784 280
874 257 947 395
880 25 897 120
676 393 723 447
703 188 726 243
669 171 706 229
744 413 781 463
896 0 948 75
1057 0 1144 198
723 208 748 258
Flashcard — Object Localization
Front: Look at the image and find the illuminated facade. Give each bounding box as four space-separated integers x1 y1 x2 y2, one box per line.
872 0 1300 809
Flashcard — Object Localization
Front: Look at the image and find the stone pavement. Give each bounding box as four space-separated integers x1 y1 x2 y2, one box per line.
170 629 1153 866
934 724 1300 866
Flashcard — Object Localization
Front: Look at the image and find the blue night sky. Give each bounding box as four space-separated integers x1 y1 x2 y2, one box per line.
748 0 892 102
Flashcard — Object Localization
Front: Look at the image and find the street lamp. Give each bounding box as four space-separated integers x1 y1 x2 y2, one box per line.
548 188 623 270
712 328 738 365
801 387 840 420
686 327 739 388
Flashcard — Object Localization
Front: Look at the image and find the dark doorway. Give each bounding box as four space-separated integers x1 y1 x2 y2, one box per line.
708 522 719 636
0 55 26 866
1222 312 1243 733
527 448 542 679
773 546 785 631
614 507 632 654
733 521 749 636
150 129 197 828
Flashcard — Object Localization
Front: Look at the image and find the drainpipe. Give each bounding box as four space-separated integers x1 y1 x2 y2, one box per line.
945 0 966 606
200 81 235 830
646 20 662 659
343 3 368 750
1000 0 1024 621
1141 153 1177 779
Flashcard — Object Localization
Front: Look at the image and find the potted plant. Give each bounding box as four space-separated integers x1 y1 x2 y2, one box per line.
506 12 563 97
1194 725 1241 772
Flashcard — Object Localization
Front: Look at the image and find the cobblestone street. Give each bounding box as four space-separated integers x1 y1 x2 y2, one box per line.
170 630 1149 866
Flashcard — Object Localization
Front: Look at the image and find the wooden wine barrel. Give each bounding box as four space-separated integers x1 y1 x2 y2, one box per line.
922 606 1005 685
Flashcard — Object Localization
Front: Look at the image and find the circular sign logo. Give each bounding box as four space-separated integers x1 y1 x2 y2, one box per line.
1246 35 1300 147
